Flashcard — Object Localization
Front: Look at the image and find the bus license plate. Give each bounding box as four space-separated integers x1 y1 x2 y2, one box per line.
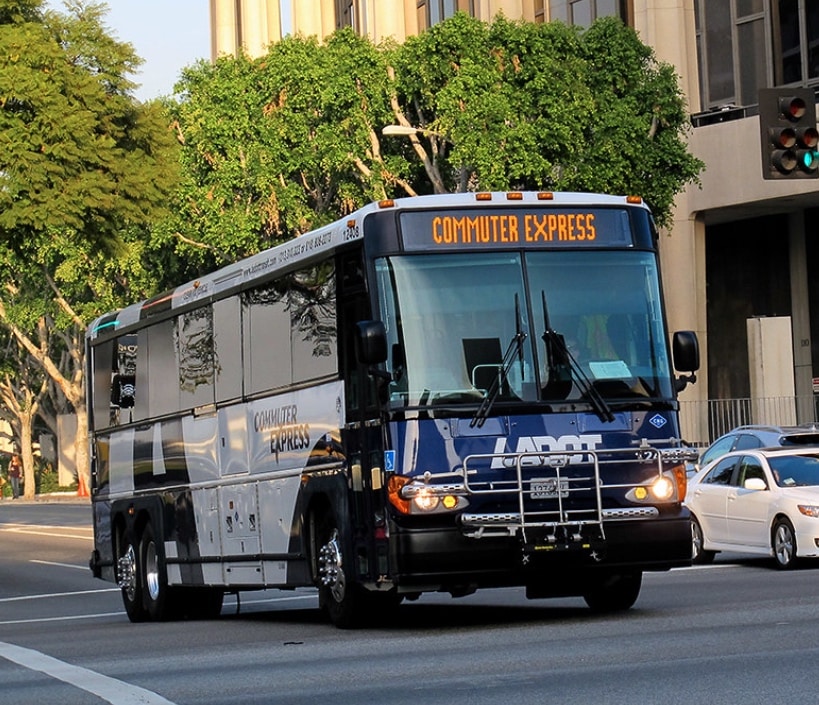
530 478 569 499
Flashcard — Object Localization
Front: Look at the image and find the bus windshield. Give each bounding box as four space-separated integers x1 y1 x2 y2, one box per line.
375 249 674 409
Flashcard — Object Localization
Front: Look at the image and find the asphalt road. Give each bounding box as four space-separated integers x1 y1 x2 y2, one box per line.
1 500 818 704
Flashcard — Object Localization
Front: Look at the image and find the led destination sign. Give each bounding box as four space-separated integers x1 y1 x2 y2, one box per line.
399 208 634 251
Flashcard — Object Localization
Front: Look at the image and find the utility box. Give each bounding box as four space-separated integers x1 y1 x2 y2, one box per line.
747 316 796 425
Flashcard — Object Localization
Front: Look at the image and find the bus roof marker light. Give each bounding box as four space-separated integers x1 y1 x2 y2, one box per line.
626 196 643 204
377 200 395 209
537 192 554 200
506 192 523 200
475 193 493 201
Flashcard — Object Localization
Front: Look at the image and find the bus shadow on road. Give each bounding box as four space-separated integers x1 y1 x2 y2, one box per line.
220 597 607 631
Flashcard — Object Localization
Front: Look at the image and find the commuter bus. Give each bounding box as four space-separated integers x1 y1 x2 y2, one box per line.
87 191 700 627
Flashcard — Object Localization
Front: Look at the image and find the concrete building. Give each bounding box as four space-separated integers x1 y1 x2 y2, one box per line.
210 0 819 445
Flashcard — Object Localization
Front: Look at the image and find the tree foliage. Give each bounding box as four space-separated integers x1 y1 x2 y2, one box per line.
0 0 180 256
167 13 701 269
391 14 702 226
161 29 402 274
0 0 182 488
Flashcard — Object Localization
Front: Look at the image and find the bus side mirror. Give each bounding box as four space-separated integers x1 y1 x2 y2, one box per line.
355 320 388 365
672 331 699 391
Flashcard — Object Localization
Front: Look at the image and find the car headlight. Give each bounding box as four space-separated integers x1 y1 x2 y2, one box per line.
798 504 819 518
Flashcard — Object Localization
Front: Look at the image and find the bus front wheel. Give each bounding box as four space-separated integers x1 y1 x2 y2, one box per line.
316 514 367 628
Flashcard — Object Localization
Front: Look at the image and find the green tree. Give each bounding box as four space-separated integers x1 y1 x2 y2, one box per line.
162 29 403 274
0 0 181 491
169 14 700 259
388 13 702 227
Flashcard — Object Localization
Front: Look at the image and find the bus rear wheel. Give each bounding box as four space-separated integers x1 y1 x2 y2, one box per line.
139 521 180 621
116 528 147 623
583 571 642 612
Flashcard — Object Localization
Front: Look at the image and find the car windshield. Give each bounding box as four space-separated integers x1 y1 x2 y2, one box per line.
768 454 819 487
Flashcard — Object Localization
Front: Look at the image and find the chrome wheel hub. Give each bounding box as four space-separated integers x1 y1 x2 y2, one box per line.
117 544 137 601
318 529 345 602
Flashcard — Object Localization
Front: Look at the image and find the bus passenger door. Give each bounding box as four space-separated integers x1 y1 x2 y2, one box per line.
338 251 390 588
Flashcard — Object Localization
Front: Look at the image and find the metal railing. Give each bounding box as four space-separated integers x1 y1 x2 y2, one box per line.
679 395 819 448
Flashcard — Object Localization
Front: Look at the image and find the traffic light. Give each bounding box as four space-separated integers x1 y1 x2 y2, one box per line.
759 88 819 179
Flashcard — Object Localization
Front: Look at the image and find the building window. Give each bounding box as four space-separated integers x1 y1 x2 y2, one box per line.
417 0 471 29
773 0 819 84
568 0 625 28
696 0 819 111
534 0 546 23
336 0 355 31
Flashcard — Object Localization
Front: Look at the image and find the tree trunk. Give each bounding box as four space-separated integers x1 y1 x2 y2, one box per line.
73 404 90 496
20 418 36 500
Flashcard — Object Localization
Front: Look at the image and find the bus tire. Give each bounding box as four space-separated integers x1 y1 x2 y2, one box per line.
583 571 642 612
116 527 147 623
316 513 367 628
139 521 179 621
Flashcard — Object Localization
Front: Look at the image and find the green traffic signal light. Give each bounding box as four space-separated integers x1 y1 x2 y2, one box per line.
798 148 819 172
759 87 819 179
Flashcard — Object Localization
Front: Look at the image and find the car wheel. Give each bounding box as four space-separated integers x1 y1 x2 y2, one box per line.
583 571 642 612
772 517 798 570
691 515 716 565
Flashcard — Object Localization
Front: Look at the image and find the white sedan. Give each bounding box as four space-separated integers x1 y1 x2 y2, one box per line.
687 447 819 569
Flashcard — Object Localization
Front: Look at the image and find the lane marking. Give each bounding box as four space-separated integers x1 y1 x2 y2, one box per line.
30 559 88 570
0 640 177 704
0 525 93 540
0 612 124 626
0 588 119 603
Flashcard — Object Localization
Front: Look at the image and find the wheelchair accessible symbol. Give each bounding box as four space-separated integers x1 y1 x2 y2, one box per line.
384 450 395 472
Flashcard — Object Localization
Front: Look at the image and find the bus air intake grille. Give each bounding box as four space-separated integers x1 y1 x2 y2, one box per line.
602 507 659 520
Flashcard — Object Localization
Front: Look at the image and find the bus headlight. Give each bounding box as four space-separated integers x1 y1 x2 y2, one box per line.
413 487 440 512
626 468 685 504
387 475 469 515
651 475 675 501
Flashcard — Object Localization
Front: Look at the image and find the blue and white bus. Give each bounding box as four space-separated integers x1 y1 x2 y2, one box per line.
87 191 699 627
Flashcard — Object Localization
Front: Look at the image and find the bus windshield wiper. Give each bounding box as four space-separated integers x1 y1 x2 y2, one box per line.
471 295 527 428
540 291 615 423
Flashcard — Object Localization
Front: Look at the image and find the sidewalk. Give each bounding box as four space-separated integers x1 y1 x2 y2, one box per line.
0 493 91 505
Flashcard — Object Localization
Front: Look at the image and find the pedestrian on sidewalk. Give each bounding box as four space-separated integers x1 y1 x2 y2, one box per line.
9 454 21 499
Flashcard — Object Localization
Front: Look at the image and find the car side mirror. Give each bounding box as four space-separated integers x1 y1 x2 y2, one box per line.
744 477 767 491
